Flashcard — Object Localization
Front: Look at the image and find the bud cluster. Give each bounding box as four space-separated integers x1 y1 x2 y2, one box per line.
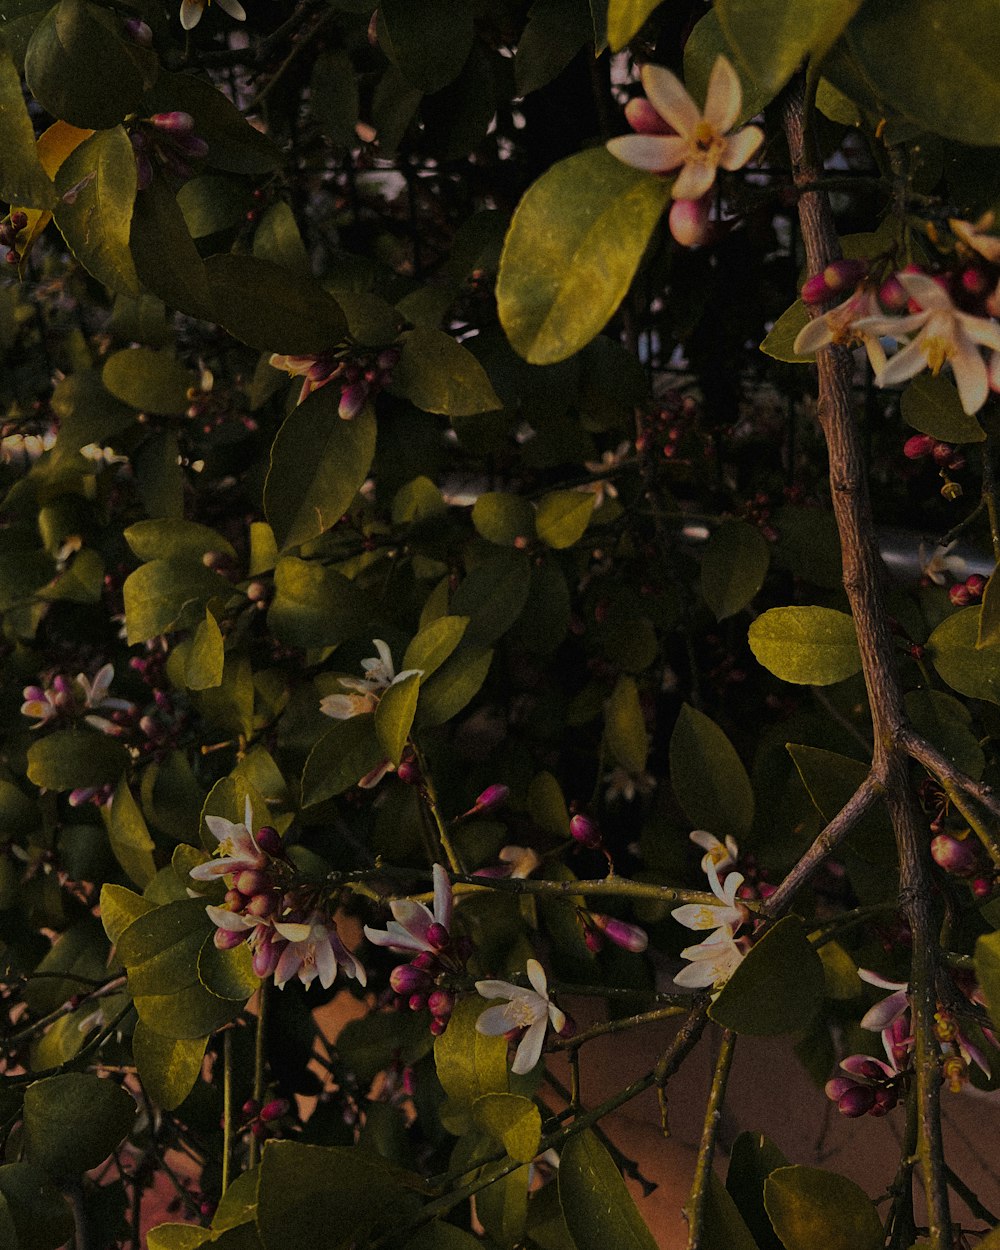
129 112 209 191
825 1053 907 1118
390 936 471 1037
902 433 965 473
240 1096 291 1142
1 211 28 267
268 346 400 416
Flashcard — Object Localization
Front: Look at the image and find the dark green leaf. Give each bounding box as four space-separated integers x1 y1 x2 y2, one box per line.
763 1165 882 1250
497 148 671 365
415 646 493 727
929 606 1000 704
607 0 663 51
701 1174 759 1250
0 1163 75 1250
108 779 157 887
375 671 420 765
267 556 368 649
130 172 214 321
123 558 228 644
473 1093 542 1164
310 49 360 147
684 9 772 125
380 0 474 93
402 615 469 678
701 518 770 620
451 552 532 647
23 1072 136 1175
0 41 55 207
102 347 194 415
717 0 862 96
133 1020 206 1111
726 1132 787 1250
516 0 592 95
434 996 508 1107
146 71 283 176
604 675 648 775
535 490 594 549
124 519 235 563
26 730 128 792
669 704 754 840
900 374 986 442
904 689 984 780
185 610 224 691
760 300 812 362
709 916 824 1035
473 492 536 547
100 882 154 945
264 396 376 552
198 936 258 1001
558 1130 658 1250
392 327 502 416
301 715 385 806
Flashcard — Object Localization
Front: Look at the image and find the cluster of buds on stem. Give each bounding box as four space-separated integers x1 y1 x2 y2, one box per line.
129 112 209 190
240 1096 291 1142
825 1054 907 1117
801 258 869 305
269 346 400 415
948 573 987 607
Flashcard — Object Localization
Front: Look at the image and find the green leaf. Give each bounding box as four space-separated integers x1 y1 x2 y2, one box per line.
748 606 861 685
760 300 812 362
451 553 532 647
669 704 754 840
135 429 184 520
267 556 367 649
516 0 592 95
497 147 671 365
473 1093 542 1164
710 916 824 1035
212 1167 260 1234
527 771 570 837
786 744 894 861
310 49 361 147
255 1141 423 1250
726 1132 788 1250
100 882 154 945
204 254 348 355
900 374 986 442
125 519 235 564
118 898 212 997
24 0 151 129
102 348 194 415
53 126 140 296
253 200 310 277
146 71 282 176
607 0 663 51
130 171 214 321
198 935 259 1001
435 995 508 1108
402 615 469 679
123 558 227 644
301 715 385 806
763 1165 882 1250
185 610 224 691
604 675 648 775
975 930 1000 1035
701 518 770 620
404 1225 482 1250
336 1011 433 1086
50 370 136 451
0 42 55 208
26 730 128 792
415 646 494 727
264 396 376 552
928 606 1000 704
108 779 157 888
473 492 537 547
535 490 594 549
818 940 863 1000
904 689 985 780
379 0 473 93
375 672 420 766
684 9 772 126
147 1226 211 1250
980 569 1000 649
716 0 863 97
23 1072 136 1175
701 1174 759 1250
0 1164 75 1250
842 0 1000 147
133 1021 206 1111
558 1130 657 1250
392 327 502 416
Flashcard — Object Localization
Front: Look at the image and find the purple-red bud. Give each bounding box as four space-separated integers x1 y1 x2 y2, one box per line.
242 1098 260 1118
583 927 604 953
570 813 602 849
837 1084 876 1117
965 574 987 598
255 825 283 855
259 1098 290 1123
408 993 427 1012
878 275 908 311
150 111 196 135
903 433 936 460
123 16 154 46
473 784 510 814
10 211 27 231
135 153 153 191
669 197 711 248
949 584 972 607
234 869 269 896
425 922 450 950
214 927 245 950
396 758 421 785
169 133 210 160
429 1017 448 1036
338 381 368 421
253 940 282 978
593 915 649 953
624 97 673 135
390 964 430 995
931 832 980 877
427 989 454 1017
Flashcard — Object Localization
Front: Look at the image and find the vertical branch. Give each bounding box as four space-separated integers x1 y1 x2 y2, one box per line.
221 1028 233 1195
249 983 268 1171
781 78 951 1247
686 1029 737 1250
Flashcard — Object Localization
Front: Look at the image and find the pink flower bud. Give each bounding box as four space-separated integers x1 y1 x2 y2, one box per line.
878 275 908 310
949 584 972 607
965 574 987 598
425 922 450 950
972 876 993 898
259 1098 289 1123
396 758 421 785
668 197 711 248
961 267 988 297
234 869 269 896
427 989 454 1017
823 258 867 294
584 927 604 953
801 271 830 304
390 964 430 995
253 940 283 978
214 927 245 950
570 813 602 849
150 111 196 135
931 832 980 877
338 381 368 420
242 1098 260 1118
245 892 277 918
594 915 648 953
429 1016 448 1036
624 97 673 135
124 16 153 45
870 1087 897 1115
255 825 283 855
408 993 427 1012
903 434 936 460
411 951 437 971
9 211 27 231
837 1084 876 1117
932 441 955 467
473 784 510 813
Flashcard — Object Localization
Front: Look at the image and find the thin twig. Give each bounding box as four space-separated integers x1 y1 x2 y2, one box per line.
686 1029 736 1250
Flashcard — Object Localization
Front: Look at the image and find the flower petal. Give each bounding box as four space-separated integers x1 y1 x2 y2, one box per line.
216 0 246 16
476 1003 518 1035
719 125 763 171
948 338 989 415
273 920 313 942
703 56 742 133
179 0 203 29
672 160 717 202
792 315 833 356
432 862 452 930
606 134 688 173
475 978 522 1000
860 989 909 1032
876 336 934 388
511 1019 547 1074
897 272 952 311
641 63 700 137
526 958 548 998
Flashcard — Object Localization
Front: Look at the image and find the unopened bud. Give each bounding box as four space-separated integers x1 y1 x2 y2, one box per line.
259 1098 289 1123
253 940 282 978
10 211 27 231
214 927 245 950
427 989 454 1017
396 758 421 785
837 1084 876 1117
931 832 980 877
903 433 936 460
255 825 283 855
669 196 711 248
242 1098 260 1118
593 915 649 953
961 267 988 297
150 111 196 135
473 784 509 814
932 441 956 466
338 381 368 420
408 993 427 1012
570 813 602 849
624 97 673 136
390 964 430 995
123 17 153 45
169 133 210 160
425 922 450 950
965 574 987 598
948 583 972 606
429 1016 448 1035
878 275 908 310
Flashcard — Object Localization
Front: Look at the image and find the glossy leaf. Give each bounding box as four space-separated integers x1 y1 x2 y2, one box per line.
435 996 508 1107
264 397 376 552
701 1174 759 1250
145 71 282 176
473 1093 542 1164
53 126 140 296
726 1132 788 1250
402 615 469 678
709 916 824 1035
535 490 594 549
267 556 368 649
133 1024 205 1110
684 9 772 126
760 300 812 362
26 730 128 792
717 0 863 96
0 1164 75 1250
379 0 473 93
123 558 227 644
124 519 235 564
102 348 194 415
975 930 1000 1037
451 553 532 648
0 42 55 207
763 1165 882 1250
130 172 214 321
748 606 861 685
301 715 385 806
392 327 502 416
107 779 157 888
185 610 224 691
415 646 494 727
607 0 663 50
100 882 154 945
669 704 754 840
787 744 894 860
375 671 420 765
701 518 770 620
23 1073 136 1175
900 374 986 443
198 935 258 1001
473 492 536 547
205 254 347 355
497 147 671 365
904 689 984 780
929 607 1000 704
516 0 592 95
558 1130 657 1250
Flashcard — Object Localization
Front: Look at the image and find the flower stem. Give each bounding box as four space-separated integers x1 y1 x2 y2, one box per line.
248 983 268 1170
685 1029 736 1250
221 1028 233 1195
409 739 464 873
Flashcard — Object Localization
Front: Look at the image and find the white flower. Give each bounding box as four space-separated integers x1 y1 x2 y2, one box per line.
672 927 745 990
179 0 246 30
363 863 453 954
606 57 763 201
857 969 909 1033
475 959 566 1075
320 639 422 720
671 859 747 932
919 540 967 586
792 286 888 372
272 913 366 990
189 796 267 881
688 829 739 875
950 212 1000 264
603 766 656 803
853 273 1000 415
580 441 631 508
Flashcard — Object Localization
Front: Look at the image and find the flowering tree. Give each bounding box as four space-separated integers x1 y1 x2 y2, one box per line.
1 0 1000 1248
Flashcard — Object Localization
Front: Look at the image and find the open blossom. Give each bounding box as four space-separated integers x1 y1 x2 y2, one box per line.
950 212 1000 264
792 285 888 372
364 863 453 954
320 639 422 720
189 796 268 882
853 272 1000 415
606 56 763 201
179 0 245 30
268 353 342 406
475 958 566 1075
918 540 967 586
671 860 747 933
673 926 744 989
21 664 132 732
272 914 366 990
689 829 739 875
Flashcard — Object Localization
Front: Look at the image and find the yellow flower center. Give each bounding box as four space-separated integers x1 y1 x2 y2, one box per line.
509 998 538 1027
922 336 950 375
691 122 723 161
